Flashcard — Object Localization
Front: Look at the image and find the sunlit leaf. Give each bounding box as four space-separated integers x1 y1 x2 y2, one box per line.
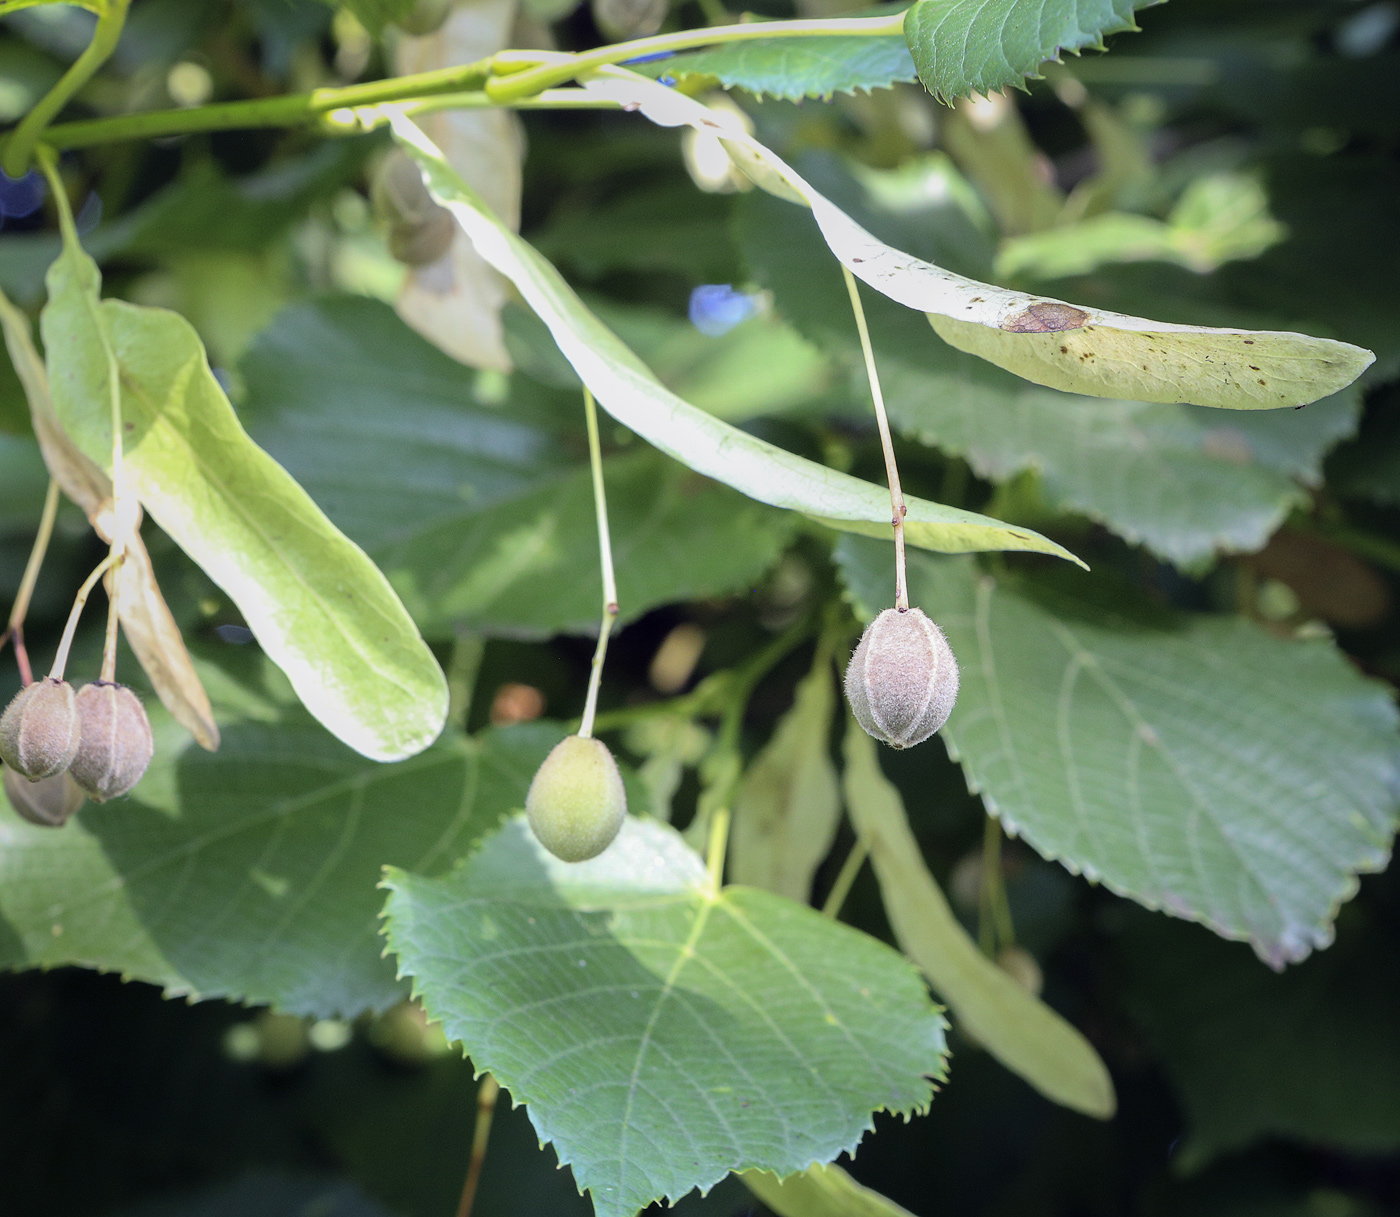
837 536 1400 966
388 109 1078 565
739 170 1361 566
382 815 948 1217
904 0 1154 102
579 70 1373 410
0 285 219 749
40 231 447 762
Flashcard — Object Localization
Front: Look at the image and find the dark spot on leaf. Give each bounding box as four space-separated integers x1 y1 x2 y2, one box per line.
1060 345 1068 354
1258 379 1267 386
1249 366 1260 371
1001 302 1089 334
1243 339 1255 345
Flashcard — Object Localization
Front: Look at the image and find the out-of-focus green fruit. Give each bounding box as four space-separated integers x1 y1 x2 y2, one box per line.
394 0 455 35
525 734 627 862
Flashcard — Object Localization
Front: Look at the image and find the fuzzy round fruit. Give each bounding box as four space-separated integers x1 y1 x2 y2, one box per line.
0 678 82 780
525 735 627 863
69 682 154 802
845 607 960 749
3 764 85 827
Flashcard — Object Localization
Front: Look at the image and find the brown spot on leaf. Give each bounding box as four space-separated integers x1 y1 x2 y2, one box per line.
1001 302 1089 334
1060 345 1068 354
1243 339 1255 345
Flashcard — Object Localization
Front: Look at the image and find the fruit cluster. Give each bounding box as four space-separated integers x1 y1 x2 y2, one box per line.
0 678 153 827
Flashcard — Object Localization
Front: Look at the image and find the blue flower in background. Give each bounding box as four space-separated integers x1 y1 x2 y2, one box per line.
689 284 760 337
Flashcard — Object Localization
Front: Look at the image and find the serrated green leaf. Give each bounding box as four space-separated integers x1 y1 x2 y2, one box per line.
387 109 1079 567
731 645 841 902
580 70 1372 409
904 0 1153 102
40 235 446 762
381 815 948 1217
836 536 1400 966
739 170 1361 566
842 719 1115 1117
0 664 562 1016
240 298 795 637
636 34 917 101
741 1162 916 1217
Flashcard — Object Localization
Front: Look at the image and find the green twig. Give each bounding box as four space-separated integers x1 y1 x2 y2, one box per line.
485 10 908 103
25 12 907 151
2 0 131 176
453 1073 500 1217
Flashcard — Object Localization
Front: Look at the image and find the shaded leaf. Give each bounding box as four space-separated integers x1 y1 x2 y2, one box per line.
0 660 562 1016
382 815 948 1217
904 0 1153 102
731 644 841 902
1122 911 1400 1170
389 110 1076 564
40 230 447 762
580 70 1372 410
240 298 795 637
837 536 1400 966
842 718 1115 1117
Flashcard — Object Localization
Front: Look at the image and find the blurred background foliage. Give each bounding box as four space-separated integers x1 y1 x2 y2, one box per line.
1 0 1399 1214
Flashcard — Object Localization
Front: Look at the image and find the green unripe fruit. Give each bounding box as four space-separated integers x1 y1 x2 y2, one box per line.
0 678 82 780
845 607 959 749
525 735 627 863
3 764 85 828
394 0 455 35
69 682 154 802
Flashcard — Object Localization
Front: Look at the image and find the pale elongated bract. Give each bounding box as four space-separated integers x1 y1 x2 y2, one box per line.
577 69 1373 410
387 109 1081 565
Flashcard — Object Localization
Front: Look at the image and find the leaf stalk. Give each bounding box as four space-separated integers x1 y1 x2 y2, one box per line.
578 388 618 740
842 266 908 612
